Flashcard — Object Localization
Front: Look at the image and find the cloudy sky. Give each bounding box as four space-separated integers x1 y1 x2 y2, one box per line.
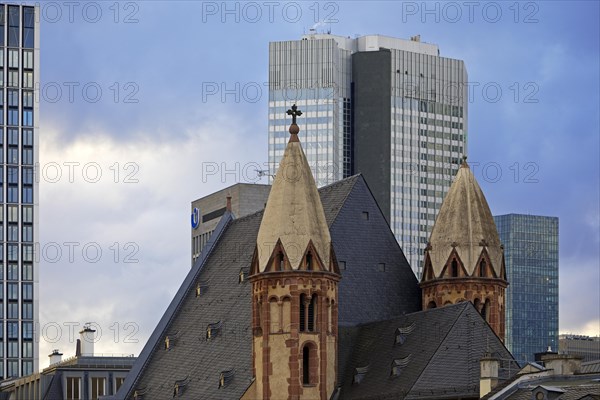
36 1 599 366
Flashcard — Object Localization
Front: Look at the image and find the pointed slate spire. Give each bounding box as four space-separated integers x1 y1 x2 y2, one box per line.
255 105 332 272
427 157 504 277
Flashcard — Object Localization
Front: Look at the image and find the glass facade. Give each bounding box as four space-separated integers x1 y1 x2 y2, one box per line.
389 49 467 276
269 34 467 278
494 214 559 364
268 37 351 187
0 3 39 378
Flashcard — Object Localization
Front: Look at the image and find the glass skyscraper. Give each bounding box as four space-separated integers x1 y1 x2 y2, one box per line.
494 214 559 364
0 3 39 378
268 33 467 277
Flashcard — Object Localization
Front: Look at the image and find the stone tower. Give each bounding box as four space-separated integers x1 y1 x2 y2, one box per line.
249 105 341 399
420 158 508 340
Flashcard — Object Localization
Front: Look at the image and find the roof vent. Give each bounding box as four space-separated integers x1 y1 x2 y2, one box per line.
395 323 416 345
239 268 246 283
391 355 412 377
219 368 235 388
173 376 190 397
353 365 370 384
206 321 223 340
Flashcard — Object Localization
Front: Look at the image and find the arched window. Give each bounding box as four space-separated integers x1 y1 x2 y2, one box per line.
302 343 317 386
451 260 458 277
282 297 291 333
306 253 313 271
427 300 437 309
302 345 310 385
474 298 482 313
299 294 307 332
482 299 491 322
278 252 284 271
254 298 262 335
269 297 280 333
327 299 332 333
308 295 317 332
479 260 486 277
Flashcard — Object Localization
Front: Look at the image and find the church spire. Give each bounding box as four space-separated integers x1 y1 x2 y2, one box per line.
254 104 334 273
249 106 340 399
420 158 508 340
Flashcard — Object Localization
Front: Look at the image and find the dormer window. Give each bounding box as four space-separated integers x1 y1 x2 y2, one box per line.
352 365 369 384
239 269 245 283
479 260 486 277
195 280 208 297
391 355 411 377
278 252 284 271
165 331 180 350
206 321 223 340
306 253 313 271
219 369 235 389
173 377 189 397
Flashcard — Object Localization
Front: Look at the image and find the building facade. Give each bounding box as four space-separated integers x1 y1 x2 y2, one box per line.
0 327 135 400
268 33 468 277
0 3 40 379
494 214 559 364
190 183 270 265
559 335 600 363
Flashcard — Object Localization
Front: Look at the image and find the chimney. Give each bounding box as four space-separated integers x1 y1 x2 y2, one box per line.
480 353 500 398
48 349 63 365
540 353 582 376
79 323 96 356
226 193 232 212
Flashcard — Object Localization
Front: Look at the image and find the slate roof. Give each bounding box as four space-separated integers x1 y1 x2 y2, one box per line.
338 302 518 399
581 360 600 374
115 174 422 399
503 382 600 400
43 373 63 400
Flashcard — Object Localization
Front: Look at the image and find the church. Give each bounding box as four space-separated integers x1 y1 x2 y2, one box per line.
112 106 516 399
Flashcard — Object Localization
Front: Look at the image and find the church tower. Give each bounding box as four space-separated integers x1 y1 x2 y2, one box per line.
420 158 508 340
249 105 341 400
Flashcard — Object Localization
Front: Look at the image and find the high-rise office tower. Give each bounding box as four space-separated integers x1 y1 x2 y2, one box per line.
494 214 559 364
0 4 39 378
268 33 468 277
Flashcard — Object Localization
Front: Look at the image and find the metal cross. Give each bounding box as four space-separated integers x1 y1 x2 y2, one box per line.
286 104 302 124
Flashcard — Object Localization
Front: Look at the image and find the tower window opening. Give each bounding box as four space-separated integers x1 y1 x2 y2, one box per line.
483 299 491 322
302 345 310 385
300 294 307 332
479 260 486 277
308 295 317 332
278 252 284 271
302 343 317 385
306 253 313 271
451 259 458 277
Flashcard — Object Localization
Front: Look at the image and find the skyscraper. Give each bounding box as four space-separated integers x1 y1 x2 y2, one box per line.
268 33 468 277
0 3 39 378
494 214 559 364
